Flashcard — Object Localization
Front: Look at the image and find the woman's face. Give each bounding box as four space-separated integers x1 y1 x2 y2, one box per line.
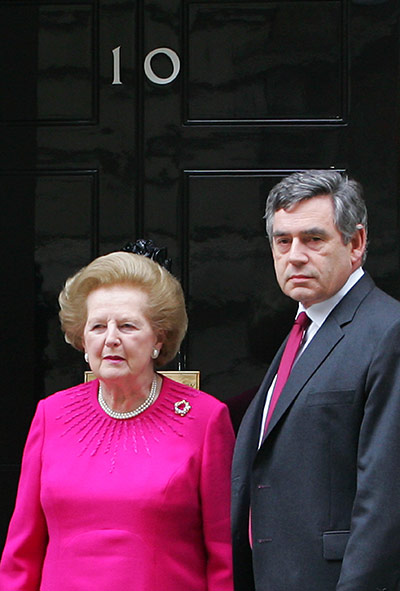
82 284 163 386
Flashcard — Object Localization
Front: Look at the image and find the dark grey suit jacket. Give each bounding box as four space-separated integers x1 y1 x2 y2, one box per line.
232 273 400 591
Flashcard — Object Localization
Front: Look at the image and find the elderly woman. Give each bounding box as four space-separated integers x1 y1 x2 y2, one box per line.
0 250 235 591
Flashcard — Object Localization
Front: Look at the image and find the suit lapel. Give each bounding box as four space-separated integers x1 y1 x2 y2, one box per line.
262 272 375 441
263 318 343 437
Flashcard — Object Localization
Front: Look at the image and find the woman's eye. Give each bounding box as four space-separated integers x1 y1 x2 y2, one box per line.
121 323 137 330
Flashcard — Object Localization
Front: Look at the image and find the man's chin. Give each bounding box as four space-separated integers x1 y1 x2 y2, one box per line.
284 286 315 306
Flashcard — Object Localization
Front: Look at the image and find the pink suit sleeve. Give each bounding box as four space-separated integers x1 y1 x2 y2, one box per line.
0 401 48 591
200 403 235 591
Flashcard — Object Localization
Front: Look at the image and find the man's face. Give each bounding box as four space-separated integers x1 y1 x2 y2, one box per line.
271 195 365 308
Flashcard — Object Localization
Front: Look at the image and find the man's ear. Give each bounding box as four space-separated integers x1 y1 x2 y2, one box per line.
350 225 367 268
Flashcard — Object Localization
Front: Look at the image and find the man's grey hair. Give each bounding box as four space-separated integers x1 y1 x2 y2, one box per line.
265 169 368 263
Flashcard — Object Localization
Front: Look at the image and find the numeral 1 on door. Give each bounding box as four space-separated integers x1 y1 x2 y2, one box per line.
112 46 122 85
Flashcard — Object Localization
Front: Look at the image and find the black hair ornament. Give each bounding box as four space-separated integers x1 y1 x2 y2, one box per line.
121 239 172 272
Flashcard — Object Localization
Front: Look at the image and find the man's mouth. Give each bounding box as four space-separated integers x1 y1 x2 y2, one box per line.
289 274 311 282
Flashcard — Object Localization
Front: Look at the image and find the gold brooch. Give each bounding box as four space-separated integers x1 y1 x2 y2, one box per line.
174 399 191 416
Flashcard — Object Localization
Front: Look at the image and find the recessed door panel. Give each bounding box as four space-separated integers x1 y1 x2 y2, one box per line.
186 1 345 122
0 2 97 123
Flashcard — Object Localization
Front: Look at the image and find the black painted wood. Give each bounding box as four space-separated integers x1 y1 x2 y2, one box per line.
0 0 399 548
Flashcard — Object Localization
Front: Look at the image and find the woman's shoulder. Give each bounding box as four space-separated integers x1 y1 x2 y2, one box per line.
160 376 233 442
161 375 228 414
38 380 97 412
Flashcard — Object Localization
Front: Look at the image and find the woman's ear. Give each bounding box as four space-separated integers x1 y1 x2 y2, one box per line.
152 332 165 359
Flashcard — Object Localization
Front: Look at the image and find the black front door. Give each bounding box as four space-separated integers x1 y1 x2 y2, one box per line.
1 0 399 546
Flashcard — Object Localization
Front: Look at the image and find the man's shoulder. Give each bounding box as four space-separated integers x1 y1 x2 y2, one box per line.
342 274 400 328
349 272 399 308
362 277 400 312
327 273 400 332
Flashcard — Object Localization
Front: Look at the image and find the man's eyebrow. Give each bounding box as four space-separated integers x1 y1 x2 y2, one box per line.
272 230 289 238
272 227 329 238
302 227 329 237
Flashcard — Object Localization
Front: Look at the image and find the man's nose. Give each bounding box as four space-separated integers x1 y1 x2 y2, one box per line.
288 239 308 264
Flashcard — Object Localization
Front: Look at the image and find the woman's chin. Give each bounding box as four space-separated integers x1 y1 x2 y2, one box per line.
97 367 130 383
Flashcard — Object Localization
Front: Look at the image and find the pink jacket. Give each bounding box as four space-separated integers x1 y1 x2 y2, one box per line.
0 377 235 591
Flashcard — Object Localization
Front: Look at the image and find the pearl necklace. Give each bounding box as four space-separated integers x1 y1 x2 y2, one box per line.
98 376 158 420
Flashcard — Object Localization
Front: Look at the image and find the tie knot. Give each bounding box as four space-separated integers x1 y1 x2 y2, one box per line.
295 311 311 330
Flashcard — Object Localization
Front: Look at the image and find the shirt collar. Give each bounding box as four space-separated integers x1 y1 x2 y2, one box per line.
297 267 364 328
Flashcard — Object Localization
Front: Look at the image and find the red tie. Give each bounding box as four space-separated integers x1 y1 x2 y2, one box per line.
264 311 311 433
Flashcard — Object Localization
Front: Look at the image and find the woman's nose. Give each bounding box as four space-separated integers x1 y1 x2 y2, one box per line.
105 325 120 346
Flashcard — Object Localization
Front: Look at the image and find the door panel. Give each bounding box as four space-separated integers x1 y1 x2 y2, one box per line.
1 0 399 548
183 171 296 396
186 1 346 123
1 2 96 124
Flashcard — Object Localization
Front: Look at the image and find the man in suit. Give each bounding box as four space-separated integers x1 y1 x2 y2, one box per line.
232 169 400 591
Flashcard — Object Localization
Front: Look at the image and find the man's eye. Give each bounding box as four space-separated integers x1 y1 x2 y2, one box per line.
275 238 291 250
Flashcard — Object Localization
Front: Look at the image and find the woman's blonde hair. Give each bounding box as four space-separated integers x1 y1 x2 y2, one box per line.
58 252 188 367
